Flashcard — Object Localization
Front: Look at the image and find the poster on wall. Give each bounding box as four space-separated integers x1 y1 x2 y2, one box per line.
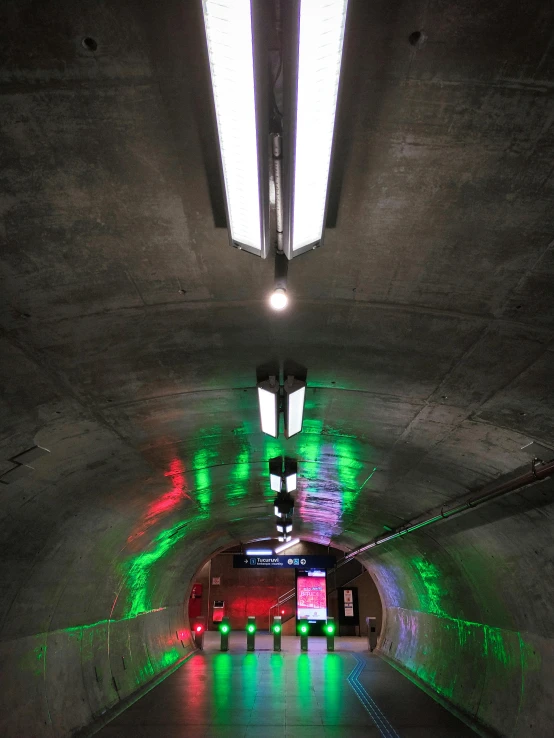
338 586 359 627
296 569 327 621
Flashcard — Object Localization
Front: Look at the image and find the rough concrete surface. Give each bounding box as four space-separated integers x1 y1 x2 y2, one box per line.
0 0 553 737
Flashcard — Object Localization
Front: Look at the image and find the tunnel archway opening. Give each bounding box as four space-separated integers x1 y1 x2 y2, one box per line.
184 538 384 642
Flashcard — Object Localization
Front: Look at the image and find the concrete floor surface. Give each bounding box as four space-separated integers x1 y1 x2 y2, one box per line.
95 635 477 737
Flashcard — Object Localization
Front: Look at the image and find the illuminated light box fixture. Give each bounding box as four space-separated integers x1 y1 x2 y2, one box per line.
201 0 348 262
274 492 294 519
269 457 297 540
270 456 296 525
269 456 298 495
276 520 293 536
257 374 306 438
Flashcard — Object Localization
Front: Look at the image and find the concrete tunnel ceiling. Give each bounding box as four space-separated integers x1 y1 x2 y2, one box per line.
0 0 554 736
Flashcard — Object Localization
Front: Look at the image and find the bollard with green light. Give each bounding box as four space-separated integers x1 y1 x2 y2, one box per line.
325 618 336 651
246 616 256 651
219 617 231 652
272 615 282 652
298 619 309 651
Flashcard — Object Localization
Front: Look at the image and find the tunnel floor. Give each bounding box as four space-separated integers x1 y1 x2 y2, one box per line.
96 635 477 737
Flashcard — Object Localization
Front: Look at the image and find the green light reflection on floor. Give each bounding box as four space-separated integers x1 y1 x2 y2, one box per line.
323 653 344 715
269 652 285 695
212 653 234 713
295 654 312 709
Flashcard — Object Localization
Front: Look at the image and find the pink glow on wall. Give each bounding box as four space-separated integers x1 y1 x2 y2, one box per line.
127 457 191 545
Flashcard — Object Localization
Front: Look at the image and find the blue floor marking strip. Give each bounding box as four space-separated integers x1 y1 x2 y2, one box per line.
347 654 402 738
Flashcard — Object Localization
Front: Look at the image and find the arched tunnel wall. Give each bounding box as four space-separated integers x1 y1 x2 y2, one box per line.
1 0 554 735
0 479 231 738
1 318 554 738
2 462 554 738
365 478 554 737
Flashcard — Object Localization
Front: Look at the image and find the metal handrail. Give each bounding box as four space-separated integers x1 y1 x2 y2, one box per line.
341 457 554 563
277 587 295 604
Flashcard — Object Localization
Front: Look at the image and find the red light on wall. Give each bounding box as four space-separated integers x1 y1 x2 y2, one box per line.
195 624 204 633
281 609 285 615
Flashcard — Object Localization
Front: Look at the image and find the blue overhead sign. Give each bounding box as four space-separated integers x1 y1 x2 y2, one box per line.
233 555 335 569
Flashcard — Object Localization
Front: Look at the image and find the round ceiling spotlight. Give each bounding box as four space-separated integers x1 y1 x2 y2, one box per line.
269 287 288 311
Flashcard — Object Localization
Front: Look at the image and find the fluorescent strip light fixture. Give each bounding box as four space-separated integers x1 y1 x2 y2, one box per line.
283 0 348 259
286 472 297 493
276 521 293 535
278 535 292 543
202 0 269 257
284 376 306 438
245 549 273 556
275 538 300 554
258 378 280 437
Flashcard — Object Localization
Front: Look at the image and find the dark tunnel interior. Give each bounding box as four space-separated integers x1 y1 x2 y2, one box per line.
0 1 553 737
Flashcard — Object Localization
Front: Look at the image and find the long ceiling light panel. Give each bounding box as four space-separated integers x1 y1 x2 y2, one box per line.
283 0 348 259
202 0 269 257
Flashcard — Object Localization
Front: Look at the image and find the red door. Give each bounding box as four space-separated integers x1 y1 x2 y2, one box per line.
188 583 203 619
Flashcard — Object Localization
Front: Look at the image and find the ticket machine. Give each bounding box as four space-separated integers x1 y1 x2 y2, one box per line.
212 600 225 624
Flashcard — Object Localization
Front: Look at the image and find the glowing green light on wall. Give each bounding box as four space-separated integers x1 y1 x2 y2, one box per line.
412 556 448 618
335 436 368 516
124 521 189 618
299 419 324 463
192 447 214 509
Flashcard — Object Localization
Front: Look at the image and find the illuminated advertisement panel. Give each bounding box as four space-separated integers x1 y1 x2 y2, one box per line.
296 569 327 621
